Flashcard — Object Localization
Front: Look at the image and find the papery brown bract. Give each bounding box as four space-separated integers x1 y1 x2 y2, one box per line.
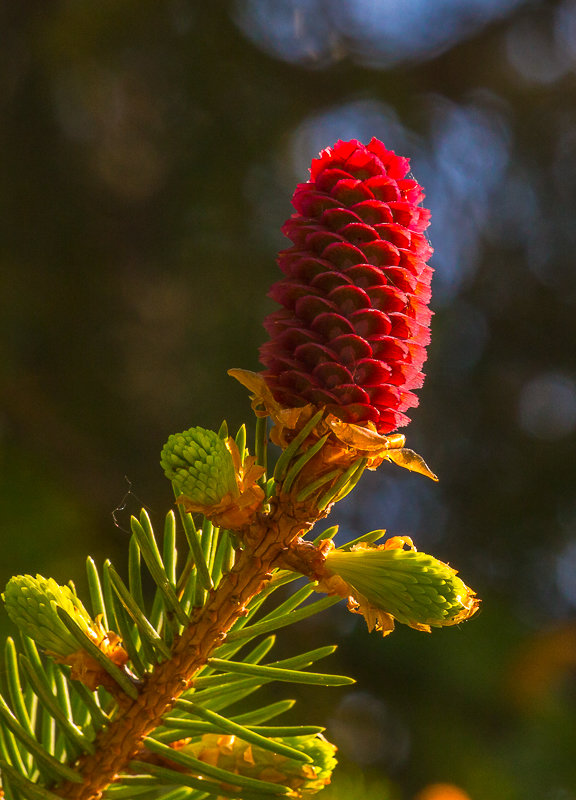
260 138 433 434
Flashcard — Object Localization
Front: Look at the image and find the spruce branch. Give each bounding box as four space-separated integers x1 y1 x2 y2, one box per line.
0 137 482 800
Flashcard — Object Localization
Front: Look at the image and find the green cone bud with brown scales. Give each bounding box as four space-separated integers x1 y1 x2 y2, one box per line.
160 425 238 506
324 541 479 632
183 733 337 798
2 574 96 657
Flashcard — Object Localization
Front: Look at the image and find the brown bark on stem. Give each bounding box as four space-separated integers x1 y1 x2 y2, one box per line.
52 496 323 800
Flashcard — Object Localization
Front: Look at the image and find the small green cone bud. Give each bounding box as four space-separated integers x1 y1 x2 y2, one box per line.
324 542 479 632
2 575 95 657
160 426 238 506
183 733 337 798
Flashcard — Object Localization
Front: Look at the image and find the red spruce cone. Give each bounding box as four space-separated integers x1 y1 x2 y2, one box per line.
259 138 433 435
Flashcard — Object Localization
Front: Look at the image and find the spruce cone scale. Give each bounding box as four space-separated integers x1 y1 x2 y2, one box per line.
260 138 433 434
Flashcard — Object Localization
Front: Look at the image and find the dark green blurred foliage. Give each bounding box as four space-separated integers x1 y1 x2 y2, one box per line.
2 1 576 798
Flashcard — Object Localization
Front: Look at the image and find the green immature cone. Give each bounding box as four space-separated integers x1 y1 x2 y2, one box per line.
322 540 479 636
182 732 337 798
161 426 238 506
2 574 95 657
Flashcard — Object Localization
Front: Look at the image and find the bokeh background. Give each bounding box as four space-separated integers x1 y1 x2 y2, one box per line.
2 2 576 798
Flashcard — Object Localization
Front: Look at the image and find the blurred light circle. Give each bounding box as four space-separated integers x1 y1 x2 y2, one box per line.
518 372 576 439
415 784 472 800
556 539 576 607
328 691 410 768
506 15 568 85
234 0 526 68
555 0 576 64
233 0 343 68
288 99 410 178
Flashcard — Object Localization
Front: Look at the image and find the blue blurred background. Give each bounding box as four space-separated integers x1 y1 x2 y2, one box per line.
2 1 576 798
